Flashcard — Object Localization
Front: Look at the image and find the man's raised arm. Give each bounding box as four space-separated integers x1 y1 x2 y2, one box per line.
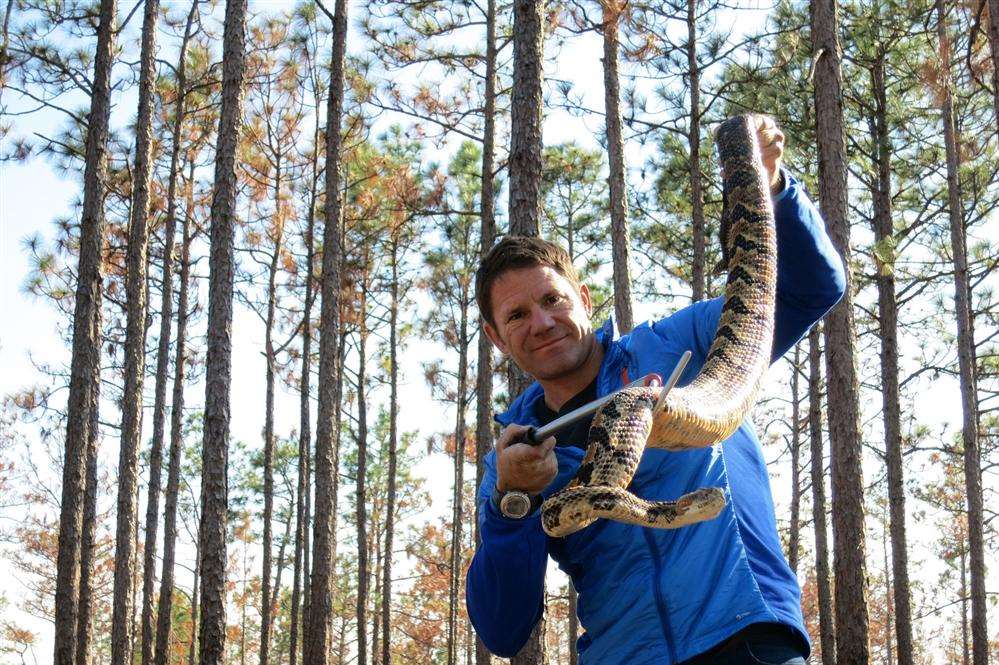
650 168 845 367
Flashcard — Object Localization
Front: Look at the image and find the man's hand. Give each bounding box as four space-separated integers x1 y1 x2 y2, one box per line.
750 114 785 193
495 424 558 494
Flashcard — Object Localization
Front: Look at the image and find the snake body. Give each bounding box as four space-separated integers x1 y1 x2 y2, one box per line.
541 115 778 538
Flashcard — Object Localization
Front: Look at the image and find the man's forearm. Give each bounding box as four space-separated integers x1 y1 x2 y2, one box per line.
771 169 847 357
466 497 548 657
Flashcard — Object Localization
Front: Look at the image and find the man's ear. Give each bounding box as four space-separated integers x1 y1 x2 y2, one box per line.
579 283 593 316
483 320 509 355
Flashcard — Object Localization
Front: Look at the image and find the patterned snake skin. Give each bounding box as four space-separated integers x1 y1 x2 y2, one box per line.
541 115 778 538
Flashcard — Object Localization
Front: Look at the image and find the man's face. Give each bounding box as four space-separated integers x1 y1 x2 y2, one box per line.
483 265 596 382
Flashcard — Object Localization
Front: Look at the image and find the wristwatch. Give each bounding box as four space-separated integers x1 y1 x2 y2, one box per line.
492 487 543 519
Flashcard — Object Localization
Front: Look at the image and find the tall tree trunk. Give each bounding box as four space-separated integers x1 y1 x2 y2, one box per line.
448 302 470 665
882 511 895 665
270 503 295 613
189 538 200 665
76 346 101 665
381 237 400 665
567 583 578 665
960 540 970 665
808 326 835 665
306 2 349 660
260 176 285 665
135 0 186 660
509 3 547 662
356 281 370 665
987 0 999 127
112 2 159 657
602 0 633 332
508 0 544 238
291 74 323 665
53 0 116 661
810 1 870 661
155 156 196 665
198 0 248 661
474 5 497 661
371 522 382 665
686 0 706 302
868 52 914 665
936 4 988 663
152 6 198 661
788 344 802 575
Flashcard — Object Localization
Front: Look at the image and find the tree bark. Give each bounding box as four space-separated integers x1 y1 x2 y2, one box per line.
357 281 371 665
76 341 101 665
189 537 200 665
260 171 285 665
291 115 320 665
305 0 349 661
448 301 470 665
54 0 116 661
112 2 159 657
508 3 547 662
381 237 400 665
154 156 196 665
868 53 914 665
508 0 545 238
197 0 248 662
936 4 988 663
602 0 633 332
987 0 999 127
151 6 198 661
788 344 802 574
131 0 174 661
474 5 497 661
809 1 870 661
808 326 835 665
686 0 706 303
567 584 578 665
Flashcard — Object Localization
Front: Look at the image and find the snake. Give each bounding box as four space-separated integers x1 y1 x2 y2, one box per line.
540 115 778 538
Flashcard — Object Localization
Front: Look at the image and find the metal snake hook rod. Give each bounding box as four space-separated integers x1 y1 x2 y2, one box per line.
525 350 692 445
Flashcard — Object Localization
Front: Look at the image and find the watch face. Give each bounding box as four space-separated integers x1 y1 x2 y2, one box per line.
500 491 532 518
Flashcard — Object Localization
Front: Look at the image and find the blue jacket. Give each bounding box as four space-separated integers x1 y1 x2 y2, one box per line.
466 171 846 664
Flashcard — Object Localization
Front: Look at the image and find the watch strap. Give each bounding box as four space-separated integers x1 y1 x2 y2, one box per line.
491 487 543 518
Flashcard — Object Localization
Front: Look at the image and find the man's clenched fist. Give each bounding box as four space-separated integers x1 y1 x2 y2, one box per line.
750 114 785 193
495 424 558 494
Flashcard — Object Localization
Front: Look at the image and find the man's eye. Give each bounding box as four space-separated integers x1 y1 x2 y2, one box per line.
546 294 564 305
507 311 524 323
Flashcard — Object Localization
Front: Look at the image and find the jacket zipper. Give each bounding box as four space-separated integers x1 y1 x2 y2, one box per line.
642 528 677 663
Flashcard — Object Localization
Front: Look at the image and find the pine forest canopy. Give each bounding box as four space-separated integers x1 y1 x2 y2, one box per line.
0 0 995 664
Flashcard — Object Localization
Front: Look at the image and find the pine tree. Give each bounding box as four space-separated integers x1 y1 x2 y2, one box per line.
811 0 871 660
111 0 160 661
52 1 117 661
198 0 249 661
306 1 350 662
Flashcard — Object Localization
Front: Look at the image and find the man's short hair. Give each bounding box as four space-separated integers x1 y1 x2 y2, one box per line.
475 235 581 327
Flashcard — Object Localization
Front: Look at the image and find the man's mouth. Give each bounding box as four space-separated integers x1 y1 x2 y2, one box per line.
531 336 567 352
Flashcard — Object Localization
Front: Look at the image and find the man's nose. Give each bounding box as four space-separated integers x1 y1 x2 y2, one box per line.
529 306 557 332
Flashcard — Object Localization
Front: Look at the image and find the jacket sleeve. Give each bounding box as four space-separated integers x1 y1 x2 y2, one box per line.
653 168 846 365
465 450 548 657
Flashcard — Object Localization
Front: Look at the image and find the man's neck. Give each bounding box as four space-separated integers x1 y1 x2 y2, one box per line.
539 340 604 411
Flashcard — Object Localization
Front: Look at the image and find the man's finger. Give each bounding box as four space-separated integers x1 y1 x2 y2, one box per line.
539 436 557 454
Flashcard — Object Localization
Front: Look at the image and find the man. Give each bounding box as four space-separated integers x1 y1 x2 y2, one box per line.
466 116 846 665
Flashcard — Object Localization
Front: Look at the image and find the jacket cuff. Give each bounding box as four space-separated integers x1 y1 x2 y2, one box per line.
483 492 544 531
771 166 791 203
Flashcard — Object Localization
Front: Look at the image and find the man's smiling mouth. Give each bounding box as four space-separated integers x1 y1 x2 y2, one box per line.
532 336 567 352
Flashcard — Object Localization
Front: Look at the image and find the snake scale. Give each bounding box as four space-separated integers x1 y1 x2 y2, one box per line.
540 115 778 538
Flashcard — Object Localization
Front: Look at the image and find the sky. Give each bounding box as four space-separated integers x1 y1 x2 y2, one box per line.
0 0 992 661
